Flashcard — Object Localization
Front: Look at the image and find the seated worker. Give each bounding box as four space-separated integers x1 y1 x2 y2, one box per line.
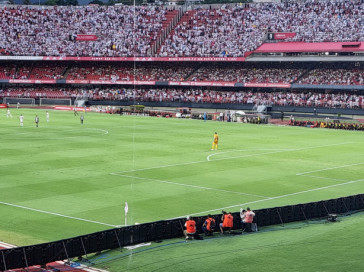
202 214 216 236
219 211 234 234
184 216 196 240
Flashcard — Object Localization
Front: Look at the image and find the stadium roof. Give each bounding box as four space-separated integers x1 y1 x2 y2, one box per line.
255 42 364 53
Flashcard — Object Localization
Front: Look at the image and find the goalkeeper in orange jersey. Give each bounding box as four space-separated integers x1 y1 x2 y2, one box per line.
211 132 219 150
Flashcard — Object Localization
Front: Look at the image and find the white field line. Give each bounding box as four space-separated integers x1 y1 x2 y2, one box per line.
296 161 364 176
169 177 364 219
0 241 16 248
110 173 268 198
0 201 118 228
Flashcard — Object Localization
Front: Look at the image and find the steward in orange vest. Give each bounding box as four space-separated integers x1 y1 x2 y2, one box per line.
202 214 216 236
220 211 234 234
184 216 196 240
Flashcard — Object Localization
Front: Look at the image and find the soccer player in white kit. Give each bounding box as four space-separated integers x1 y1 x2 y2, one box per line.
7 108 12 118
46 111 49 122
19 114 24 127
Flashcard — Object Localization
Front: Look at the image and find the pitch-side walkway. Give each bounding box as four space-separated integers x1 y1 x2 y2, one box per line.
0 242 108 272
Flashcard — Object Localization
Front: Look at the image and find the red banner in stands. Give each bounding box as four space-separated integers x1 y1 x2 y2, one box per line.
244 82 291 88
89 80 156 85
41 56 245 62
273 32 296 40
0 104 7 108
169 81 236 87
8 79 57 84
76 34 98 41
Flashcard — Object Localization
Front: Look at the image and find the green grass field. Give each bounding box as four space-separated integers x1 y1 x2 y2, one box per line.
1 107 364 251
82 211 364 272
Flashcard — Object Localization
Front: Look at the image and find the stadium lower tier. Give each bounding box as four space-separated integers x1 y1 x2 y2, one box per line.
0 62 363 86
1 86 364 111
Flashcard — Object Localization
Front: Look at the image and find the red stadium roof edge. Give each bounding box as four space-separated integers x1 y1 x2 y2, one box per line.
255 42 364 53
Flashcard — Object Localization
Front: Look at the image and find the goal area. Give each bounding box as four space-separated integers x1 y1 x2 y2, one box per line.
39 98 72 106
3 97 35 106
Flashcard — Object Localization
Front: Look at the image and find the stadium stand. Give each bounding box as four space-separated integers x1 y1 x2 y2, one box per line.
298 68 364 86
1 86 364 109
1 62 362 85
0 5 177 57
0 1 362 57
0 1 364 270
158 1 363 57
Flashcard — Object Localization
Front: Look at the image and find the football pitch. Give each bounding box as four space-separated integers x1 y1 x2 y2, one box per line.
1 108 364 247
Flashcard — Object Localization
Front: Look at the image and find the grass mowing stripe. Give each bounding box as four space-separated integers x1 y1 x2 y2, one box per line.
296 161 364 176
0 201 118 228
298 175 349 182
208 142 358 162
171 177 364 219
111 173 268 198
113 142 357 174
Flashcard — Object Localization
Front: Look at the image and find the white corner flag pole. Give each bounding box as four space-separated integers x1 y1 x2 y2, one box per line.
124 202 128 226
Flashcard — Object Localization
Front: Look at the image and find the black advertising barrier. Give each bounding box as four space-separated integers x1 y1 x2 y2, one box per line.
1 194 364 270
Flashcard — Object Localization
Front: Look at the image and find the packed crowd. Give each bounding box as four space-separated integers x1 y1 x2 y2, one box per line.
1 62 362 85
66 63 195 81
158 0 364 57
0 0 362 57
0 5 168 57
290 120 364 131
1 87 364 109
297 68 364 85
189 63 302 83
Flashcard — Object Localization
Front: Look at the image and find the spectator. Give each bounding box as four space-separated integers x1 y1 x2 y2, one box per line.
244 207 255 232
240 209 246 231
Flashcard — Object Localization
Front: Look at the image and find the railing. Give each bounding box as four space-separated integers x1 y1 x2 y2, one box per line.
1 193 363 270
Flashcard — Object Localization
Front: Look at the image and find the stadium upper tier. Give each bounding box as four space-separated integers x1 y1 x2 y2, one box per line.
0 1 363 57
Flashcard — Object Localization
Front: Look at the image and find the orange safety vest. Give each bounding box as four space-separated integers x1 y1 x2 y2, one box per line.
245 211 254 223
223 214 233 228
205 218 215 231
186 220 196 234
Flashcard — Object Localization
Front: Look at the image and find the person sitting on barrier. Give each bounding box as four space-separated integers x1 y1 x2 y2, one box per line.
184 216 196 240
202 214 216 236
220 211 234 234
244 207 255 232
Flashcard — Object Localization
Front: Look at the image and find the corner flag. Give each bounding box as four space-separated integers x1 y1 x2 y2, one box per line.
125 202 129 214
124 202 128 226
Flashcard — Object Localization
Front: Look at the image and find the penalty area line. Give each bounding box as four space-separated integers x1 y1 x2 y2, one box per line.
0 201 118 228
